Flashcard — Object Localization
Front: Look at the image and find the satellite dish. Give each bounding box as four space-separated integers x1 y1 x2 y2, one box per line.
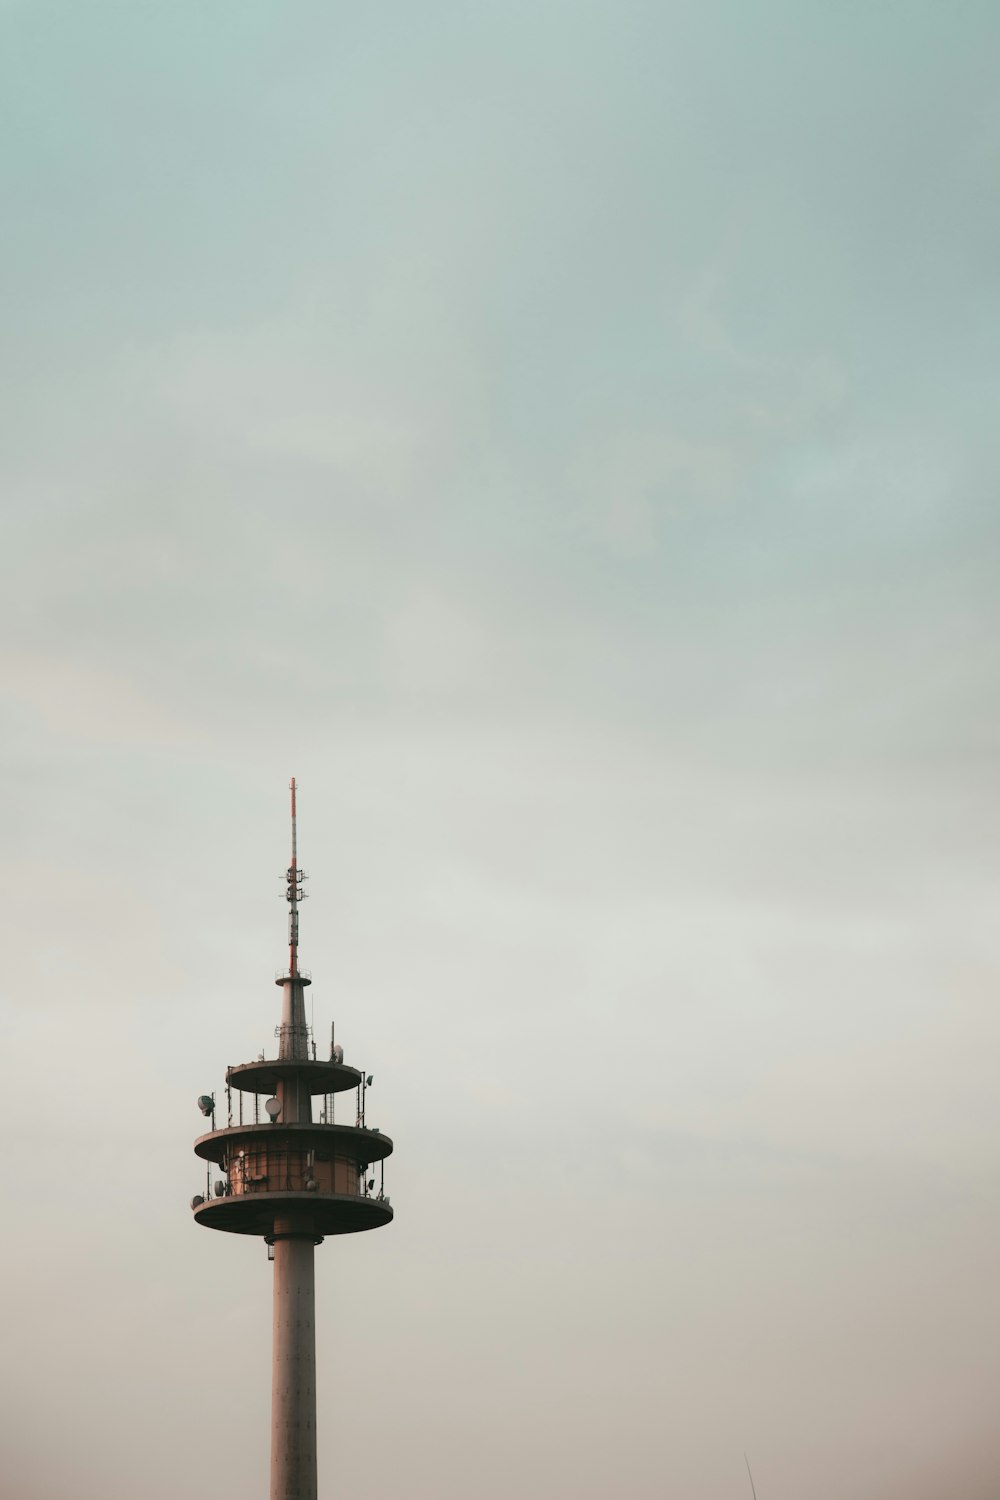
366 1074 373 1086
367 1178 375 1191
214 1180 227 1198
190 1195 205 1209
264 1097 282 1121
197 1095 214 1116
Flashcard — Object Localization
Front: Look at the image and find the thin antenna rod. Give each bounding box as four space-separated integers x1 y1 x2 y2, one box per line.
291 776 298 867
286 776 304 977
744 1453 758 1500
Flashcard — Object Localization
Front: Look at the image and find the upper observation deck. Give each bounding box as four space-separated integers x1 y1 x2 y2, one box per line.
227 1057 363 1095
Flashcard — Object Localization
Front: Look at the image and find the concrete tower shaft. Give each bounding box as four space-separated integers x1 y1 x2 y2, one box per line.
191 780 393 1500
271 1226 318 1500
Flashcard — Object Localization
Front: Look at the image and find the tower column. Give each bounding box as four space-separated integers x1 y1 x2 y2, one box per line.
271 1220 317 1500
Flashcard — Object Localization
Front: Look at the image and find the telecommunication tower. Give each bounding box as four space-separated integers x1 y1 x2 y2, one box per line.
192 779 393 1500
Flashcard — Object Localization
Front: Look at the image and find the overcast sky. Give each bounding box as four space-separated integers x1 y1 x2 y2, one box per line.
2 4 999 1498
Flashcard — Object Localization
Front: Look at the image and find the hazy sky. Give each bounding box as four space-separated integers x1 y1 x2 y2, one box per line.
2 4 999 1498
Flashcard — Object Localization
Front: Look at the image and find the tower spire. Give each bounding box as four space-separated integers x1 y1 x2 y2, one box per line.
286 776 305 977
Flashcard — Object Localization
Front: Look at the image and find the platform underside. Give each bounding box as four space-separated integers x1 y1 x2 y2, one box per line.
193 1189 393 1237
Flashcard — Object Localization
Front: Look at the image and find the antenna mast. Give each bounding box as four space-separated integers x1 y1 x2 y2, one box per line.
286 776 305 976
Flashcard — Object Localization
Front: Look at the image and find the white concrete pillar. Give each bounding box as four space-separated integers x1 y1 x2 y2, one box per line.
271 1224 317 1500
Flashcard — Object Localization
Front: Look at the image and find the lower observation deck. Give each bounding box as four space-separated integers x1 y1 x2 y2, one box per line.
193 1189 393 1238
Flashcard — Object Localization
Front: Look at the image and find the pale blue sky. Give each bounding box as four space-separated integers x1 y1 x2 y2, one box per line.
1 5 999 1498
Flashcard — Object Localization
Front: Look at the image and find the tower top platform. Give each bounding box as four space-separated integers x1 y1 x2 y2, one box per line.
227 1058 362 1095
275 970 311 987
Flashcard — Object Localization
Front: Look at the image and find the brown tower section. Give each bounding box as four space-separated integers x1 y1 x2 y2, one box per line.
191 780 393 1500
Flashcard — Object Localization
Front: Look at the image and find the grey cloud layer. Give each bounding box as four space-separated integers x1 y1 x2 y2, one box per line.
1 4 998 1498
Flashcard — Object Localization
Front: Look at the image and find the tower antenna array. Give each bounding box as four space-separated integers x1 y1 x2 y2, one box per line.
286 775 305 978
